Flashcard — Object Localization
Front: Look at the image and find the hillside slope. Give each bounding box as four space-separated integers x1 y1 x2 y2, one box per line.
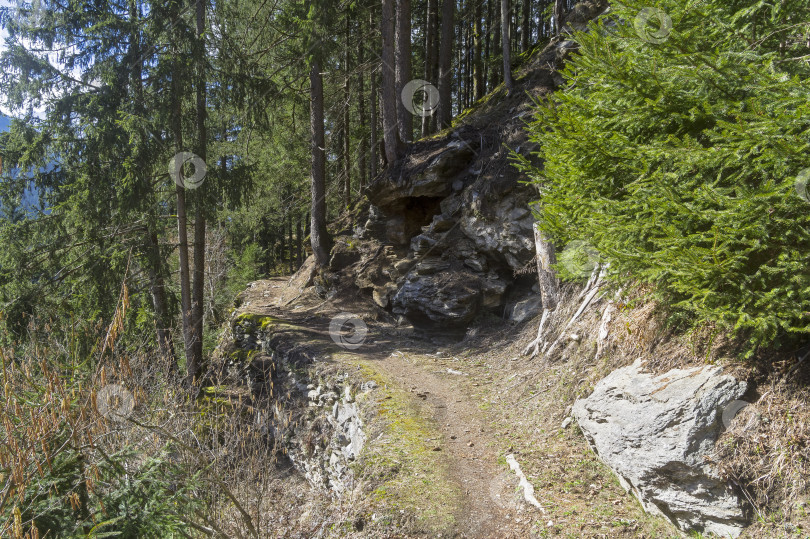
220 7 809 538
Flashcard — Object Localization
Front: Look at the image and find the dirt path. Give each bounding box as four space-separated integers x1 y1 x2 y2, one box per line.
235 277 525 537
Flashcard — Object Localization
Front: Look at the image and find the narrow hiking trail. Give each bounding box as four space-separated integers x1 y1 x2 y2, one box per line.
233 277 536 538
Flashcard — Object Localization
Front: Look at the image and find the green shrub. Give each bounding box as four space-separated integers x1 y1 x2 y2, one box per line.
519 0 810 355
0 352 202 538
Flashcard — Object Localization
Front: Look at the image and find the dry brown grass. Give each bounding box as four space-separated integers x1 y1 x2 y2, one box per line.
716 375 810 537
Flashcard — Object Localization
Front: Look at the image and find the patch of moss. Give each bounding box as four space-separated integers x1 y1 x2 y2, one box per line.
234 312 280 331
452 85 505 125
229 347 259 364
232 313 281 343
350 361 460 534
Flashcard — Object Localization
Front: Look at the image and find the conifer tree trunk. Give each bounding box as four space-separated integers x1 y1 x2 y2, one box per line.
381 0 401 163
130 0 175 366
554 0 564 35
296 215 303 267
172 121 194 375
473 0 484 101
437 0 454 128
395 0 413 143
309 58 330 266
357 18 367 190
501 0 514 93
343 13 352 209
484 0 492 91
463 9 471 108
456 14 463 114
521 0 530 51
491 0 501 89
422 0 438 137
190 0 207 375
370 63 379 178
169 12 195 379
288 213 294 274
146 231 175 365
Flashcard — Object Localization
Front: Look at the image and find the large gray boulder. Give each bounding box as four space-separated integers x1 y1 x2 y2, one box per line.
573 358 749 537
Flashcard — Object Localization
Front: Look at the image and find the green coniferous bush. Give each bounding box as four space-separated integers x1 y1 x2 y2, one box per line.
519 0 810 355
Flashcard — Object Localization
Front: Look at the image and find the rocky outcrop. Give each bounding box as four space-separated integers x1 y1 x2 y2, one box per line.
458 200 536 271
357 128 537 328
218 313 370 495
328 10 611 330
573 358 750 537
391 265 506 328
283 374 371 495
365 140 476 209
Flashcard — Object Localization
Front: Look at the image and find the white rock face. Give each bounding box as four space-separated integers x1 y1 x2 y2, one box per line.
573 358 749 538
292 381 367 495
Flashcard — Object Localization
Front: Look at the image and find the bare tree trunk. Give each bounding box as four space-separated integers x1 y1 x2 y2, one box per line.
491 0 501 89
190 0 207 376
381 0 401 164
357 17 367 190
521 0 530 51
422 0 438 137
473 0 484 101
395 0 413 143
501 0 514 94
309 58 330 266
534 223 559 310
437 0 454 128
131 0 175 367
522 223 561 358
370 61 379 178
554 0 564 35
296 215 303 267
170 25 195 379
288 213 294 274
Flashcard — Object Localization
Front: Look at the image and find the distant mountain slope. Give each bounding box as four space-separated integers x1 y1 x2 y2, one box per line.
0 114 45 215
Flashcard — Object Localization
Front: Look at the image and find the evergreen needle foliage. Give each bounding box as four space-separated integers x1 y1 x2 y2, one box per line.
518 0 810 356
